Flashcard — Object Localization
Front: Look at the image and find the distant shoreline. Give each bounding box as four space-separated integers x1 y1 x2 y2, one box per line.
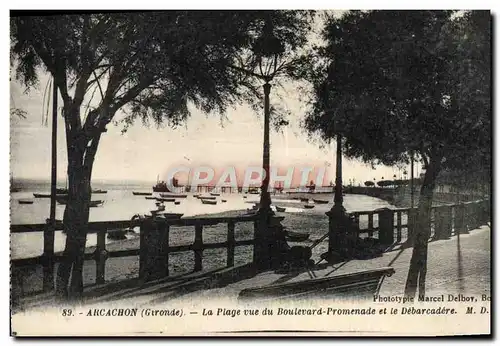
11 177 155 187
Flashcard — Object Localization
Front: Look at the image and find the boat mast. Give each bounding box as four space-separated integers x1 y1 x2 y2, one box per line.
410 151 415 209
44 77 57 291
50 79 57 223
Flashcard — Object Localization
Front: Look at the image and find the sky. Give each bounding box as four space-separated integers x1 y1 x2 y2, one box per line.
9 12 422 187
10 75 417 187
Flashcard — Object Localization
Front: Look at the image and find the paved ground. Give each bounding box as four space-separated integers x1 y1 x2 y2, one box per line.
167 224 491 304
15 224 490 311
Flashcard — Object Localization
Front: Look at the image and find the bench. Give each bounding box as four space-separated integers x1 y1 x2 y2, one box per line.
238 267 395 301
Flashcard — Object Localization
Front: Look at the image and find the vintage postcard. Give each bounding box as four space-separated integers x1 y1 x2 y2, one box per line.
9 9 491 336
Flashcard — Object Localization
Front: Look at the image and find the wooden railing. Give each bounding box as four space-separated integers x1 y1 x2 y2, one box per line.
348 199 490 245
11 214 259 299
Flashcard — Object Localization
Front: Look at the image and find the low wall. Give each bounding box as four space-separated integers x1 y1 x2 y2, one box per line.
344 186 395 203
346 186 487 208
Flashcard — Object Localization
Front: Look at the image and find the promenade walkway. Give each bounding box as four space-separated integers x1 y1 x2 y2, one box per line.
173 224 491 303
14 224 490 311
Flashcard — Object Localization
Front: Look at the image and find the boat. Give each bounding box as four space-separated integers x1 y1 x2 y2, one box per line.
303 204 315 209
133 191 152 196
221 199 227 203
145 196 156 200
275 206 286 212
18 199 33 205
107 229 127 240
285 230 310 242
159 193 187 198
156 197 175 202
92 189 107 194
153 175 183 193
201 199 217 205
56 195 68 204
313 199 329 204
193 194 200 198
199 196 216 200
210 192 220 196
152 181 170 193
174 201 181 205
300 198 309 202
242 195 248 199
33 193 67 198
156 212 183 219
89 200 104 207
248 188 260 195
56 197 103 207
33 193 50 198
243 209 258 216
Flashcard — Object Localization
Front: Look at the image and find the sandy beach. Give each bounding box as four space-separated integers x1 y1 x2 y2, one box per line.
12 191 397 296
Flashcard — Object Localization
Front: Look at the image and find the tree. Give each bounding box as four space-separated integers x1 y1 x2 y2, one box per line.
304 10 490 298
10 11 312 300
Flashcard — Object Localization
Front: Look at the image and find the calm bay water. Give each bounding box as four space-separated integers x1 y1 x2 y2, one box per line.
10 180 393 260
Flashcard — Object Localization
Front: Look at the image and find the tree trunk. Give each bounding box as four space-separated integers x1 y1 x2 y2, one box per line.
404 150 442 299
55 152 92 300
55 105 101 301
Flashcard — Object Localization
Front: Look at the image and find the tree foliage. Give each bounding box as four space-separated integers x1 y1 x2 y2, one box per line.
303 10 491 299
10 10 314 299
304 10 490 170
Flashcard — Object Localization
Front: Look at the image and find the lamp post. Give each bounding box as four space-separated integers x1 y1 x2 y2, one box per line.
260 81 273 214
238 17 285 270
323 134 351 262
251 19 285 216
333 134 343 208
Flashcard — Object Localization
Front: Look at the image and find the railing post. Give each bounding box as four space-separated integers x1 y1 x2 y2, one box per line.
139 220 147 280
481 199 490 225
11 269 22 309
194 223 203 272
368 213 374 237
42 221 55 292
472 201 482 229
485 199 491 223
463 202 472 231
434 205 452 240
253 212 271 270
396 211 402 243
161 223 170 277
431 207 440 239
454 203 467 235
378 208 394 245
252 220 258 264
94 229 108 284
227 221 235 267
139 219 169 282
406 208 416 245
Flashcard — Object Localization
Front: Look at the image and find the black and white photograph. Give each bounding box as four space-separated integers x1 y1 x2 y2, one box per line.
8 8 491 336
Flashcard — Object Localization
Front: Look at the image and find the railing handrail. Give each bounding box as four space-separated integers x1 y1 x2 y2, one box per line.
11 212 260 301
348 198 489 217
10 214 260 234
